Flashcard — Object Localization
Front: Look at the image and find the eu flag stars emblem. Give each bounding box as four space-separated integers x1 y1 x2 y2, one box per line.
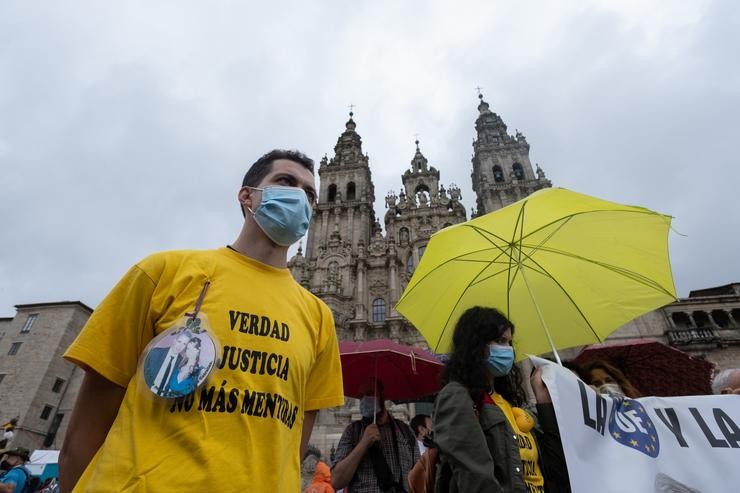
608 398 660 458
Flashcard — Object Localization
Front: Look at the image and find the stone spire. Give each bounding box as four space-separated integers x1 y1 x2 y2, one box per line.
470 92 551 215
325 109 368 169
409 138 431 174
475 92 510 143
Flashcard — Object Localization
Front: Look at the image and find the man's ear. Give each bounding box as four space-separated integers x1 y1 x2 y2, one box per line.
238 187 253 212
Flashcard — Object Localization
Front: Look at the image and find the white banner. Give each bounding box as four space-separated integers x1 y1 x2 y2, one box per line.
534 357 740 493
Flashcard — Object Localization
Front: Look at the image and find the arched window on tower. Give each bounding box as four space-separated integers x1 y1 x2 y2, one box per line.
399 227 409 245
346 182 356 201
493 165 504 183
328 184 337 202
414 184 430 207
372 298 386 323
406 254 414 273
512 162 524 180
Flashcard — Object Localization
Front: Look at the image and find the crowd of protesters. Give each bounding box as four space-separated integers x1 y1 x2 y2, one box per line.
1 148 730 493
318 305 740 493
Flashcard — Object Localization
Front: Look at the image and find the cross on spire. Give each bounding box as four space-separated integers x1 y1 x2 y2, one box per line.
413 133 420 150
348 104 356 117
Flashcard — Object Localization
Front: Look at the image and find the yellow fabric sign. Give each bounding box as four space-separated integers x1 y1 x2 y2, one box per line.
65 248 344 492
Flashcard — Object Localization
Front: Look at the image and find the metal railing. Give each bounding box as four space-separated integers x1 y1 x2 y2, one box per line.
666 327 719 345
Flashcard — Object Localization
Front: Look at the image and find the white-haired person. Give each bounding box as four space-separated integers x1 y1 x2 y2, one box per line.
712 368 740 395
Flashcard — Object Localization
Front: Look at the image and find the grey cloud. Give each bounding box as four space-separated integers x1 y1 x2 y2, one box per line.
1 1 738 316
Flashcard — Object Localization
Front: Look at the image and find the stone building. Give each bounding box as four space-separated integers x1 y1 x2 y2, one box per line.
635 283 740 370
0 301 90 450
289 95 549 348
470 93 551 215
290 95 552 456
289 114 469 347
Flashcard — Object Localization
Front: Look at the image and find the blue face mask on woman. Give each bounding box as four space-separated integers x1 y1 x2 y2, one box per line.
487 345 515 377
247 186 312 246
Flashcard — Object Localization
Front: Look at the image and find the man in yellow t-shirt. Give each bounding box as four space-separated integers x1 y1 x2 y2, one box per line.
59 150 345 492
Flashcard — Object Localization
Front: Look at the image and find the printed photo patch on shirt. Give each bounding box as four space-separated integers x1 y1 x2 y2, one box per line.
142 314 218 399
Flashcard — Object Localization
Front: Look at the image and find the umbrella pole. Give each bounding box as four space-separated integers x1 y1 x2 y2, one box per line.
521 268 563 366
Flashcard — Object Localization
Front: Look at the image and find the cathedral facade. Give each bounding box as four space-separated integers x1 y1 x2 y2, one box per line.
289 94 551 347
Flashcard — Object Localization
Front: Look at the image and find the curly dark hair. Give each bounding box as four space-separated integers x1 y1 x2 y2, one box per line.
441 306 526 406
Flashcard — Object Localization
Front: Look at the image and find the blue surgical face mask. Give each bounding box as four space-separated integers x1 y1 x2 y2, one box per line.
487 344 515 377
359 395 379 419
248 186 312 246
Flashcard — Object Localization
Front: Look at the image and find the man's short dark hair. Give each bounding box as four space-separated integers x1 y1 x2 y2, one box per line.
242 149 315 188
240 149 314 217
410 414 431 437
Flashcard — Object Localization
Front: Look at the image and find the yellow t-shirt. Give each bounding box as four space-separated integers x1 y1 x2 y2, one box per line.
492 393 545 493
64 248 345 492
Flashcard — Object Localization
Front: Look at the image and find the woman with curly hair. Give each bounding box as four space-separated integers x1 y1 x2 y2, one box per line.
432 306 570 493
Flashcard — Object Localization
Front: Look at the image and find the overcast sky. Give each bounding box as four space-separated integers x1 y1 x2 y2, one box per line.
1 0 738 317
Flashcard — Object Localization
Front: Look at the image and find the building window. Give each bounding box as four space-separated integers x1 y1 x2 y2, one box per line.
346 182 356 201
512 162 524 180
52 378 65 393
711 310 731 328
418 246 426 259
372 299 386 323
692 311 710 328
493 165 504 183
671 312 691 329
399 227 409 244
328 184 337 202
40 405 54 420
0 374 5 385
8 342 22 356
43 413 64 447
406 255 414 274
20 313 38 333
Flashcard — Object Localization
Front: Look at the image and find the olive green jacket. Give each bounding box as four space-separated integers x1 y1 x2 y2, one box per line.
433 382 528 493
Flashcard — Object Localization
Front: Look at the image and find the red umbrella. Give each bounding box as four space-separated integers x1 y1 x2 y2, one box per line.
573 338 715 396
339 339 444 401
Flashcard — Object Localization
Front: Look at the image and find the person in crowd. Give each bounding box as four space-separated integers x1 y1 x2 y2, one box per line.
581 360 641 398
144 330 192 396
59 149 344 492
0 447 30 493
167 337 203 397
711 368 740 395
304 461 335 493
432 306 570 493
0 419 18 450
332 379 419 492
410 414 433 456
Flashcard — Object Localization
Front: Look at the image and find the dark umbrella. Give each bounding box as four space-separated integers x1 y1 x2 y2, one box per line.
574 338 715 396
339 339 444 402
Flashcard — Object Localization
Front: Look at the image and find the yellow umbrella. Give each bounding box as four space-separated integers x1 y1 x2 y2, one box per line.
396 188 677 362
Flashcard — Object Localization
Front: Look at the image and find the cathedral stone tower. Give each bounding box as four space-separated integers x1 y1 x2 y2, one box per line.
289 116 466 346
290 112 376 342
289 100 553 458
471 93 551 215
384 140 466 305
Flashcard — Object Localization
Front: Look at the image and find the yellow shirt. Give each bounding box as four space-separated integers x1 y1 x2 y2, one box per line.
492 393 545 493
65 248 344 492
